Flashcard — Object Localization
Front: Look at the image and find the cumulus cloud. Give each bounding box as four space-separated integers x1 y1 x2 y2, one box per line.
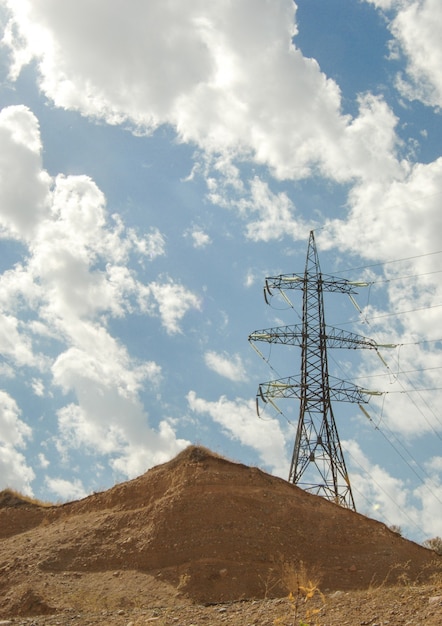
4 0 434 276
45 476 87 501
0 105 200 483
187 390 288 475
0 105 50 239
38 452 50 469
186 227 211 249
413 472 442 538
325 158 442 262
51 350 189 480
0 390 31 447
345 439 420 530
344 438 442 539
140 279 202 335
317 154 442 439
366 0 442 107
1 0 441 534
0 390 35 494
204 351 248 382
1 0 404 187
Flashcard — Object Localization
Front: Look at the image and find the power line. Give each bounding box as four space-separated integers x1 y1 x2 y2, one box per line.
370 302 442 320
397 338 442 346
359 403 442 508
352 365 442 380
368 269 442 285
342 267 442 435
337 302 442 325
382 386 442 393
332 250 442 275
326 282 442 498
372 345 442 439
343 286 442 437
344 446 424 538
252 231 442 530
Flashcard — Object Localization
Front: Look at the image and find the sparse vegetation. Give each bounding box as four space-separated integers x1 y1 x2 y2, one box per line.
273 560 325 626
0 487 53 508
423 536 442 555
2 447 442 624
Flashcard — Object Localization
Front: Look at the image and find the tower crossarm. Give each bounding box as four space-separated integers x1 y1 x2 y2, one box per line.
249 325 384 350
323 326 381 349
265 273 368 295
249 324 303 346
258 375 375 404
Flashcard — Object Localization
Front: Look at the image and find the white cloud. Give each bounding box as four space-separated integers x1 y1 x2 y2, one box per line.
320 159 442 431
0 390 31 446
125 226 166 260
204 350 248 382
364 0 399 8
0 104 200 482
426 456 442 472
244 272 256 288
50 328 188 479
0 105 50 239
374 0 442 108
5 0 433 288
0 311 42 368
413 462 442 538
324 93 403 184
187 390 288 475
45 476 87 501
1 0 405 187
56 403 125 456
38 452 50 469
364 0 442 106
55 401 189 480
110 420 190 478
31 378 45 397
0 445 35 495
239 177 308 242
0 0 441 536
414 485 442 538
52 333 161 399
205 173 310 243
141 279 202 335
187 227 211 249
0 390 35 494
344 439 420 530
345 438 442 540
361 160 440 245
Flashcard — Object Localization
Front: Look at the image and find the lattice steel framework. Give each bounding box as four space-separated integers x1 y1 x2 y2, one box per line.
249 231 380 510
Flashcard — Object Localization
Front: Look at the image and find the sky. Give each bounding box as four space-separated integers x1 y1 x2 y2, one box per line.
0 0 441 543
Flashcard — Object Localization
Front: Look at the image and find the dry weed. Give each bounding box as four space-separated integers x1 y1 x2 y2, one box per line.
368 561 411 591
273 560 325 626
368 558 442 591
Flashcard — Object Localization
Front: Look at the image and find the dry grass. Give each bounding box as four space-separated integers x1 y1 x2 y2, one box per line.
0 487 54 508
368 558 442 591
273 560 326 626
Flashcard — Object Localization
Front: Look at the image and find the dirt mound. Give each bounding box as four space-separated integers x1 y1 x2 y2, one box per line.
0 445 440 619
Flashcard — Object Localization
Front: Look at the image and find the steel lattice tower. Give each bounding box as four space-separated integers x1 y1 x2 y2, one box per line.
249 231 381 510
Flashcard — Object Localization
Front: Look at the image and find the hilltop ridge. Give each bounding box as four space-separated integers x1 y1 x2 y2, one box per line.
0 445 440 621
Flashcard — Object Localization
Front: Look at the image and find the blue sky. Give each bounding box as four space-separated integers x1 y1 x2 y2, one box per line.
0 0 441 543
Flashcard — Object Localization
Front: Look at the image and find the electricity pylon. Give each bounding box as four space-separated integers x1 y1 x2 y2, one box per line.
249 231 382 510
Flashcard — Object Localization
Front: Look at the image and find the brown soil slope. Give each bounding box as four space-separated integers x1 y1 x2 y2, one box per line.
0 445 440 618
